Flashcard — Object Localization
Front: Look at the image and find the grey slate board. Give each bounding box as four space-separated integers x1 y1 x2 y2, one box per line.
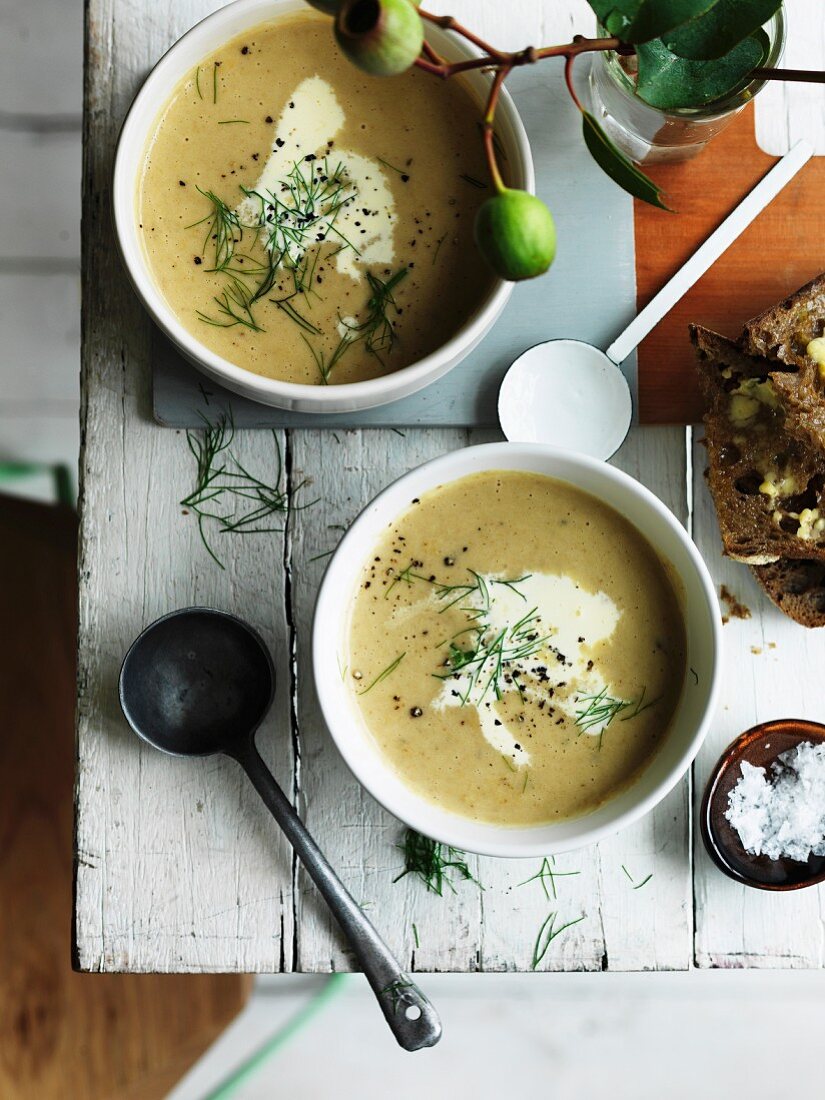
153 64 637 429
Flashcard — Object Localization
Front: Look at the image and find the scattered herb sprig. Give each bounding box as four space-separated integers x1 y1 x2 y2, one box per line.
393 828 482 896
189 159 357 334
188 160 409 382
621 865 653 890
380 978 414 1014
180 412 314 568
574 685 659 740
357 652 406 696
517 856 581 901
531 912 586 970
384 565 553 706
340 267 409 362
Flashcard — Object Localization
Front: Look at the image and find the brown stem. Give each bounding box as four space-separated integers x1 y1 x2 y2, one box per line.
482 66 509 194
421 39 447 67
535 37 622 61
564 55 584 113
753 67 825 84
418 8 507 61
414 56 448 76
409 34 622 80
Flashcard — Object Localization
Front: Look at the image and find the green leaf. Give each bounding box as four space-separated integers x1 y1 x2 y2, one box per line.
589 0 717 43
587 0 641 38
581 111 670 211
664 0 781 60
635 32 766 109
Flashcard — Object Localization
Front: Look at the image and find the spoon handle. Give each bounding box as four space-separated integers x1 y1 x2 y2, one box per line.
604 139 813 368
231 740 442 1052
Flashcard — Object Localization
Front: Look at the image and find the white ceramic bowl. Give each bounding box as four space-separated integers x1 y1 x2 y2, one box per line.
112 0 533 413
313 442 721 857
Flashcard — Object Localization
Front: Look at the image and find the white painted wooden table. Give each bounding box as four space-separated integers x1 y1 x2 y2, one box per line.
76 0 825 973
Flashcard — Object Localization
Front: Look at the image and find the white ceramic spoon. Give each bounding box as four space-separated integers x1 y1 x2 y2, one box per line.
498 139 813 461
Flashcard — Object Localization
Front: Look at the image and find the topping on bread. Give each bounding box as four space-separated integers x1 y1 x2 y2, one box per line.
740 275 825 449
691 324 825 566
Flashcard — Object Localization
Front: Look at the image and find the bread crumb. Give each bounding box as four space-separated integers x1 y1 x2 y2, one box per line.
750 646 762 655
720 584 751 624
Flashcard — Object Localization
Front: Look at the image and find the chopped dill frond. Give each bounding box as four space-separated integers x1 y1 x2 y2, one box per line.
377 156 407 176
339 266 409 363
382 566 547 706
459 173 488 189
516 856 580 901
380 978 414 1014
393 828 482 896
187 187 243 272
575 686 659 745
531 912 585 970
180 412 315 568
196 273 262 331
187 161 411 382
621 865 653 890
357 653 406 696
273 297 322 335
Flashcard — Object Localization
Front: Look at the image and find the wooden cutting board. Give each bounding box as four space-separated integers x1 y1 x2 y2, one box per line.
635 105 825 425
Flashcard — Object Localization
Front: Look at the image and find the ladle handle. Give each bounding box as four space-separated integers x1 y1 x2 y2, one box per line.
231 740 441 1052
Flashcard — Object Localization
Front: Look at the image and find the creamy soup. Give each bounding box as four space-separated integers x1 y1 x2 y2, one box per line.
347 471 687 826
138 13 495 386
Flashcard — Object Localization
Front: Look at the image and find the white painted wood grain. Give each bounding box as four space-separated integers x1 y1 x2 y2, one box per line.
755 0 825 155
78 0 823 973
77 0 296 971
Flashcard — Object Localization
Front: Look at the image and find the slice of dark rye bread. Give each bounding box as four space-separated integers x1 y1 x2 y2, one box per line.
690 324 825 566
750 558 825 628
743 273 825 369
740 273 825 449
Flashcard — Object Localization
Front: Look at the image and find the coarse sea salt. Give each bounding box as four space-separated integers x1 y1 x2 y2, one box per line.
725 741 825 862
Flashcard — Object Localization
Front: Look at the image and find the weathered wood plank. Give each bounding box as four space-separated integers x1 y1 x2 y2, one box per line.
77 0 295 973
691 432 825 969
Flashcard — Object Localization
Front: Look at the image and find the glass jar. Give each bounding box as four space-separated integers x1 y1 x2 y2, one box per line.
586 9 786 164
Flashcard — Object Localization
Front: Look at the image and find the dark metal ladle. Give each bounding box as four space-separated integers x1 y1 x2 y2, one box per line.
118 607 441 1051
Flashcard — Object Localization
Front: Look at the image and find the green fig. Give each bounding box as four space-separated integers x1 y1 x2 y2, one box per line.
474 189 556 282
335 0 424 77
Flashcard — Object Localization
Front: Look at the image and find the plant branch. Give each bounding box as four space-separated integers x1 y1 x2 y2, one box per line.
564 55 584 113
753 67 825 84
419 8 507 61
482 65 509 194
412 14 623 81
421 38 447 67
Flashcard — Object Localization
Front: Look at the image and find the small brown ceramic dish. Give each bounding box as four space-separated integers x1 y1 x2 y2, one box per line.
701 719 825 891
